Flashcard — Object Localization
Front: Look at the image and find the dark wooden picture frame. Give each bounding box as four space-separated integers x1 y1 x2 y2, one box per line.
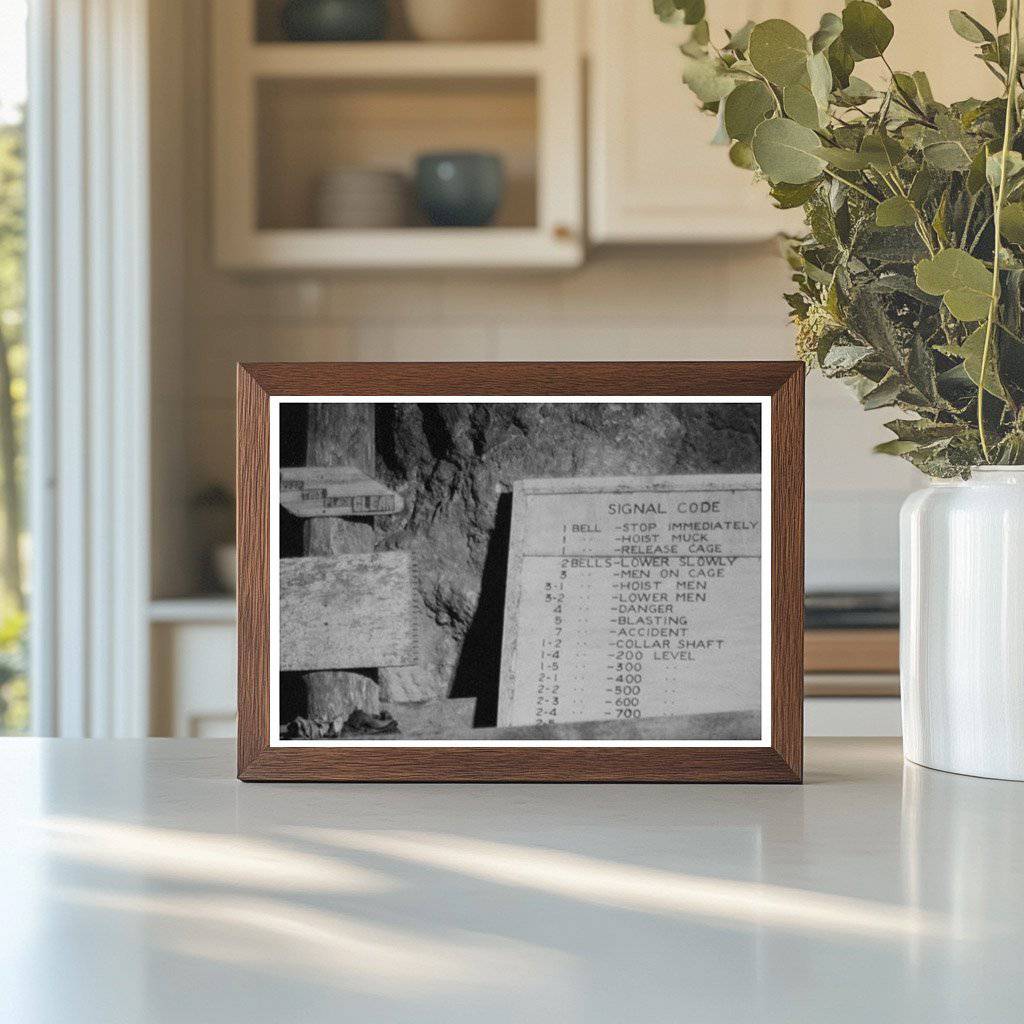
237 362 804 782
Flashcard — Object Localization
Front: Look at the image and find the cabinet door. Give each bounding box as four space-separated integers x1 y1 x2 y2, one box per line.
883 0 995 103
588 1 999 244
588 1 813 243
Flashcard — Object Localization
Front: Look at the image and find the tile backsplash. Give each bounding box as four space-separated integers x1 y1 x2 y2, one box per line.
171 248 917 595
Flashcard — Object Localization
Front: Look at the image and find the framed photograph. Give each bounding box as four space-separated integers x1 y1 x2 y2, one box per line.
237 362 804 782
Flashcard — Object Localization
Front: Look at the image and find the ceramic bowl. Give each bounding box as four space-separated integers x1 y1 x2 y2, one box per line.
415 152 505 228
314 168 409 228
281 0 388 42
403 0 533 42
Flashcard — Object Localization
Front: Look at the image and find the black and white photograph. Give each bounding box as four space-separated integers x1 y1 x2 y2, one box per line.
271 397 770 746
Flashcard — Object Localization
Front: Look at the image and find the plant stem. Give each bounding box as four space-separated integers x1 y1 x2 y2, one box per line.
996 317 1024 344
874 167 937 254
968 212 994 253
979 0 1021 463
963 189 980 248
757 72 784 117
821 167 879 203
880 54 930 120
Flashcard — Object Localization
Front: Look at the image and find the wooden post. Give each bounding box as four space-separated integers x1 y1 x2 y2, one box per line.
302 403 380 723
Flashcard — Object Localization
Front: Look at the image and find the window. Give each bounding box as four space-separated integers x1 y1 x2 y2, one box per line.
0 0 28 734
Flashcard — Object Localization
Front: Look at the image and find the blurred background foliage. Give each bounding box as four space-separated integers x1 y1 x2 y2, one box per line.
0 107 28 734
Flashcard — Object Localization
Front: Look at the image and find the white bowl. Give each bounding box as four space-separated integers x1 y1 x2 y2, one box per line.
404 0 534 41
314 168 410 228
318 167 407 193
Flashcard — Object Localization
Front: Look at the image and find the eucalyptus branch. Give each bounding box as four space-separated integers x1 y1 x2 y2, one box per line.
750 68 783 116
979 0 1021 462
997 317 1024 344
963 190 981 249
968 212 994 254
981 59 1010 87
666 2 1024 473
822 167 880 204
880 54 930 120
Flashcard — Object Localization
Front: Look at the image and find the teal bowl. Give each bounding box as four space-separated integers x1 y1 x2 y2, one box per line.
280 0 388 42
415 152 505 228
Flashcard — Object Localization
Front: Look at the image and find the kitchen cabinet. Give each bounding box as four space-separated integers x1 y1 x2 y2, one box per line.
587 1 812 243
150 601 237 738
587 0 999 244
211 0 583 269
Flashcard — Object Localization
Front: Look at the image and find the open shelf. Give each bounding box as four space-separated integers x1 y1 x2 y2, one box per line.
221 227 578 269
254 0 538 45
249 42 544 78
257 76 537 232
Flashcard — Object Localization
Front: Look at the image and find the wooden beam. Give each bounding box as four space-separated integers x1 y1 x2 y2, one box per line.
301 403 379 723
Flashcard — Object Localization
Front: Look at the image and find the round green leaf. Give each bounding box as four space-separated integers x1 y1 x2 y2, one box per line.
949 10 993 44
723 81 775 143
958 325 1007 398
748 19 810 86
654 0 705 25
874 439 922 456
653 0 677 23
986 150 1024 190
729 140 758 170
842 1 894 59
836 76 877 105
914 249 994 322
892 72 919 102
783 83 821 129
752 117 827 184
967 143 994 194
1000 202 1024 243
681 55 736 103
811 12 843 54
724 20 755 53
807 51 833 109
681 0 705 25
828 34 855 88
770 180 820 209
814 145 871 170
875 196 918 228
924 141 973 172
860 133 905 172
912 71 935 103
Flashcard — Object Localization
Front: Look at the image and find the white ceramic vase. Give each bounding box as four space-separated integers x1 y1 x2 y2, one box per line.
900 467 1024 780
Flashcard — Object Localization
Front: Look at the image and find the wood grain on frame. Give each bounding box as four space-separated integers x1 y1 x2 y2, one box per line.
236 362 805 783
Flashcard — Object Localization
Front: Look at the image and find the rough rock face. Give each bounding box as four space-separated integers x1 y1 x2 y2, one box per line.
370 402 761 724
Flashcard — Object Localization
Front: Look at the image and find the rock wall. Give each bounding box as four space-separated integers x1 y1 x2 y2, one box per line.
370 401 761 724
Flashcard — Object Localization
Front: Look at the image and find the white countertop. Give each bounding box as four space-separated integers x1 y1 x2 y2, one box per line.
1 738 1021 1023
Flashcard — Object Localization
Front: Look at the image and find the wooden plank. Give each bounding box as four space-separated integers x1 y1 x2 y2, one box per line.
498 474 763 731
281 553 417 671
280 466 402 518
302 403 378 721
804 629 899 674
